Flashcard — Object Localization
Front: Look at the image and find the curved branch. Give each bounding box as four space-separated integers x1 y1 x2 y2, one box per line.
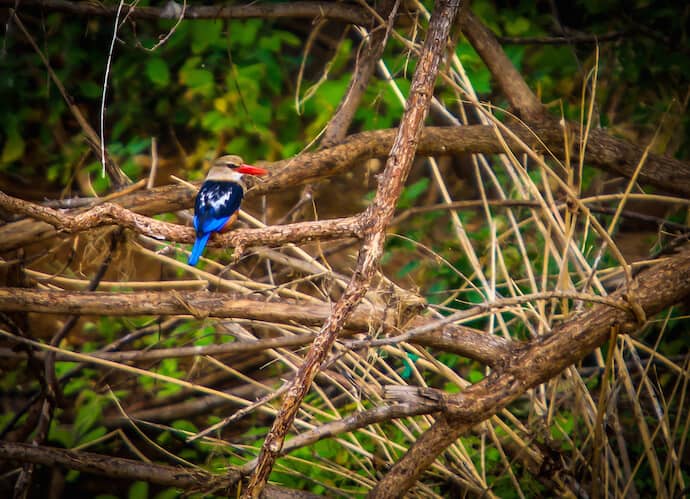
244 2 464 495
461 10 545 120
0 288 378 330
460 8 690 197
0 191 361 250
320 0 399 146
2 124 689 252
369 244 690 497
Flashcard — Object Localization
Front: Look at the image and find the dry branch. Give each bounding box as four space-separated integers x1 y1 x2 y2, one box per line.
460 9 690 196
0 288 377 330
244 1 463 496
0 441 317 498
3 121 688 253
320 0 399 146
262 125 690 197
4 0 370 25
0 288 512 367
461 11 546 120
0 191 361 252
369 244 690 497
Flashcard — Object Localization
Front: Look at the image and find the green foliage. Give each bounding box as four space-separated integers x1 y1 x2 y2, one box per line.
48 389 109 449
139 358 184 397
397 178 429 209
128 481 149 499
152 489 180 499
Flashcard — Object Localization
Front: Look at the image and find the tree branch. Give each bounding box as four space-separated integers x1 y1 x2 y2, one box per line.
244 2 463 496
0 191 362 252
5 0 370 25
320 0 399 146
0 288 378 330
460 8 690 199
0 288 512 367
461 10 546 120
368 243 690 497
4 122 688 252
0 441 318 498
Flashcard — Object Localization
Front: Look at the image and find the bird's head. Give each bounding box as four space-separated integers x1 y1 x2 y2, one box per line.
206 155 269 183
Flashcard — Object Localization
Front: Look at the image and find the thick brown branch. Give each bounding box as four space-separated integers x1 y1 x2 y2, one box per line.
244 2 463 496
2 123 688 253
0 191 361 250
278 402 438 456
0 288 512 367
0 288 379 331
410 320 513 367
6 0 370 25
0 441 317 498
460 9 690 197
461 10 545 120
369 244 690 497
263 123 690 197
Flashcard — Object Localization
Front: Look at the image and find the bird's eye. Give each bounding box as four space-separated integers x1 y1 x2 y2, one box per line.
227 163 238 169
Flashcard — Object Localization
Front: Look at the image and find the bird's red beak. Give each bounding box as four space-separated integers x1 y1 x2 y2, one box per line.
236 164 269 176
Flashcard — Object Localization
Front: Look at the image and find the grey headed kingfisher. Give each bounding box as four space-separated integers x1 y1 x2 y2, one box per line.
188 155 268 266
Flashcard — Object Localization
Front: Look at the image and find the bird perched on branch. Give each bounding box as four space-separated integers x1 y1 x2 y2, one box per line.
188 155 268 266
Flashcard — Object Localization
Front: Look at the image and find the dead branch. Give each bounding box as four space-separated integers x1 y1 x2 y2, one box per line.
0 287 511 366
461 11 546 120
0 191 362 251
0 288 377 329
102 378 275 428
320 0 399 146
369 243 690 497
4 0 370 25
261 123 690 199
0 441 318 498
460 8 690 197
2 121 689 252
243 2 463 496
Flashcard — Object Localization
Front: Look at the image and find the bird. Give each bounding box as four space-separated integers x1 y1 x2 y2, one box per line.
187 155 268 266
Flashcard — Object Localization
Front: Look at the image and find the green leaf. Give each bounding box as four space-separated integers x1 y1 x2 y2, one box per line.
401 353 420 379
397 260 420 278
191 20 223 54
78 80 103 99
180 67 215 96
128 481 149 499
471 69 491 94
231 19 261 48
314 439 337 459
172 419 198 434
468 369 484 383
152 489 179 499
504 17 530 36
398 178 430 209
1 126 25 164
146 58 171 87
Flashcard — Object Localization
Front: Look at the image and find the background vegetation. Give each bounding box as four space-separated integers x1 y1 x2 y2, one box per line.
0 0 689 497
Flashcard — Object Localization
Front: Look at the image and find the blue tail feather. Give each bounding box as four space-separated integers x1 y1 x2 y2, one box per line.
188 233 211 266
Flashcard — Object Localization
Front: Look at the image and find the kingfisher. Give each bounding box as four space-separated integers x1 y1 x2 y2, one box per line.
187 155 268 266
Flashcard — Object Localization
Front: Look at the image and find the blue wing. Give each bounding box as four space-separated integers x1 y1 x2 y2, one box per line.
188 181 244 265
194 180 244 234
